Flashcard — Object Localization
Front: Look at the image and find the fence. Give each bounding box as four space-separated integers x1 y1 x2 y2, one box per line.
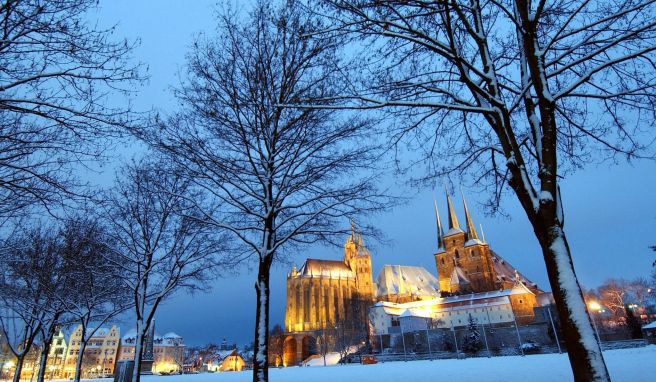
364 323 649 363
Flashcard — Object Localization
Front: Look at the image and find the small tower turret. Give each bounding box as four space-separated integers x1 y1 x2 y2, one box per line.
434 198 445 252
446 191 461 230
461 192 480 242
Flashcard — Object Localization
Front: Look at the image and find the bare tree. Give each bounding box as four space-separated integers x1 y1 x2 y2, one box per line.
0 0 144 221
140 2 391 382
103 158 228 382
267 325 285 367
316 325 336 366
597 279 630 318
55 217 131 382
331 297 370 364
309 1 656 380
0 225 67 382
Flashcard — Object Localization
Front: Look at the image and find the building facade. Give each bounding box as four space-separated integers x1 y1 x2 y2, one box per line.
63 325 120 379
283 225 374 365
370 282 539 336
118 331 185 374
44 329 68 379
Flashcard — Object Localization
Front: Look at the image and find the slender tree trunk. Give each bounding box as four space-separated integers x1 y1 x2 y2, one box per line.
36 346 49 382
252 258 272 382
131 323 146 382
12 354 25 382
36 315 60 382
535 223 610 381
73 340 89 382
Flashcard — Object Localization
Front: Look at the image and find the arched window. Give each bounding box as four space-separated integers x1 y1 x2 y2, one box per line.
303 287 311 322
314 286 321 324
334 286 340 321
296 286 303 323
455 249 460 259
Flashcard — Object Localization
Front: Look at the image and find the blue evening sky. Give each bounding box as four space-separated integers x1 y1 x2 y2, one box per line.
90 1 656 346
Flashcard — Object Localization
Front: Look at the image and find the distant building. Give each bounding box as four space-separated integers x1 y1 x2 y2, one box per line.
44 329 68 379
118 330 185 374
283 224 375 365
370 282 538 336
282 192 549 365
285 224 374 334
62 325 120 379
203 349 245 372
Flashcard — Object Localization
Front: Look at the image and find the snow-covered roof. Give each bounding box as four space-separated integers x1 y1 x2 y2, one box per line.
375 265 440 299
374 283 534 315
449 266 470 286
296 258 354 279
443 227 464 237
464 239 484 246
643 321 656 330
491 251 542 292
374 292 516 318
121 329 184 346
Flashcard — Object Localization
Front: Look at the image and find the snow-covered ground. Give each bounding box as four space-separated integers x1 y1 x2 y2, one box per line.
58 346 656 382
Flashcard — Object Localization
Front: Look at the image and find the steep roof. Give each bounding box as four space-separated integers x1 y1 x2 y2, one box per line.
491 251 542 292
297 258 354 279
376 265 440 299
449 266 470 287
642 321 656 330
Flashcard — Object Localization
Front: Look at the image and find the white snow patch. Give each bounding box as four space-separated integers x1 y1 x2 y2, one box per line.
53 345 656 382
550 233 608 380
539 191 554 202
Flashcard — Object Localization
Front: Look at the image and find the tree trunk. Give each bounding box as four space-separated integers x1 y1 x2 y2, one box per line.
534 222 610 381
12 354 25 382
131 323 146 382
252 259 272 382
36 316 60 382
73 339 89 382
36 343 51 382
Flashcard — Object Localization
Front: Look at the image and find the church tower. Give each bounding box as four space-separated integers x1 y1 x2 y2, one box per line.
344 221 374 301
434 191 498 293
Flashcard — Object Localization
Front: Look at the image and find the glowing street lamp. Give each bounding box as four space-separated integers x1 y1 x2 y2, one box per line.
588 301 602 343
588 301 601 311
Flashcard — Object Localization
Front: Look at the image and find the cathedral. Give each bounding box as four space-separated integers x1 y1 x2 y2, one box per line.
282 192 547 366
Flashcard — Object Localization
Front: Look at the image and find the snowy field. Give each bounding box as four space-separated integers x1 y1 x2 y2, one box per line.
58 346 656 382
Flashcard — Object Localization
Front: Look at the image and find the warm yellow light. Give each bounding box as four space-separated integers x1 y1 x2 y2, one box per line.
588 301 601 311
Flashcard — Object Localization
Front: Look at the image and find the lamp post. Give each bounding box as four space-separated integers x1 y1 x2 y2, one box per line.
425 318 432 360
399 321 407 362
546 306 562 353
588 301 602 345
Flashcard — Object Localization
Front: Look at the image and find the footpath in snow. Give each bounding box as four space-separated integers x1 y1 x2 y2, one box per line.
75 345 656 382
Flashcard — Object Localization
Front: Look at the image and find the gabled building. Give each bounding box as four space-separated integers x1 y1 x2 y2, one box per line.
63 325 120 379
117 330 185 374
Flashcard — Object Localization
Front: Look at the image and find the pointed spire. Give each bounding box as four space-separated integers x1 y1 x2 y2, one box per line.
434 198 445 250
461 192 480 241
480 224 487 243
445 187 460 230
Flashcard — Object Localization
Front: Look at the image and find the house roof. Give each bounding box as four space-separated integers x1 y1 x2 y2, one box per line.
297 258 354 279
491 251 542 292
375 265 441 299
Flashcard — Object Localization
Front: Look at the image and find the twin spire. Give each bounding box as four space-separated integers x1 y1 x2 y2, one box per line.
434 189 483 250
